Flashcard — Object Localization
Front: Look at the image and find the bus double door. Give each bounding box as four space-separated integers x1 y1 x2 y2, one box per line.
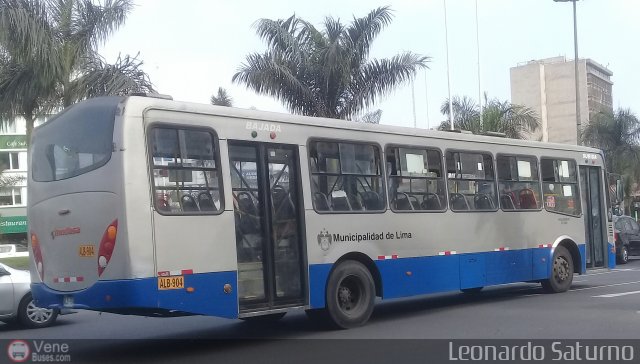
228 141 306 312
580 166 607 269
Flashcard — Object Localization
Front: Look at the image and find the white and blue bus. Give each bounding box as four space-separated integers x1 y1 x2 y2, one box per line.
28 95 614 328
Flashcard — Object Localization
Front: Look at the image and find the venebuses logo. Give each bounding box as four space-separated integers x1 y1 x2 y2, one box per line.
7 340 30 363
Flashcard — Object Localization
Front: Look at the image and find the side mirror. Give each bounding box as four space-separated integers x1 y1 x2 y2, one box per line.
0 267 10 276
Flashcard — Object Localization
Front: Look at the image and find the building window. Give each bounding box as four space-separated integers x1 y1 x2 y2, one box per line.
541 158 581 216
309 140 385 212
446 151 497 211
497 155 542 210
0 152 20 170
149 127 223 214
0 188 23 206
386 146 446 211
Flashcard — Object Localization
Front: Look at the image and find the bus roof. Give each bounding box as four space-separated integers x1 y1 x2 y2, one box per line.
95 96 605 155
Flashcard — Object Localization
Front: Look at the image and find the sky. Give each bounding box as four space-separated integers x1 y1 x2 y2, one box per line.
99 0 640 129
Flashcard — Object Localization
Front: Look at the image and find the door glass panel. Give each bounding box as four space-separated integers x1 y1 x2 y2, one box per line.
589 168 604 267
268 147 303 299
229 144 266 303
580 168 591 267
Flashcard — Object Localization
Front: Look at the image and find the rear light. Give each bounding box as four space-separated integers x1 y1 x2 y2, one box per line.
31 232 44 281
98 220 118 277
614 232 620 242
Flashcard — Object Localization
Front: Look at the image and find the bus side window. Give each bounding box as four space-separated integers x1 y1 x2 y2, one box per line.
149 126 223 215
540 158 581 216
309 140 385 213
386 146 446 212
445 151 497 212
497 155 542 211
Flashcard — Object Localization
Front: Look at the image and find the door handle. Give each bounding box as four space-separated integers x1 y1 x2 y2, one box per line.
58 209 70 216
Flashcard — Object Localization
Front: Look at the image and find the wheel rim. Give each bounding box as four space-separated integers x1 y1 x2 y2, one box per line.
553 255 570 283
337 275 365 315
623 248 628 262
26 300 53 324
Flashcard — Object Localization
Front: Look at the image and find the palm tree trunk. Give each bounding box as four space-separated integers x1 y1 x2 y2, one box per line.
25 111 35 148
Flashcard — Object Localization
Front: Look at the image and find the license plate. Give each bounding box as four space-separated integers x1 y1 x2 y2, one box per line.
63 295 74 308
78 245 95 257
158 276 184 290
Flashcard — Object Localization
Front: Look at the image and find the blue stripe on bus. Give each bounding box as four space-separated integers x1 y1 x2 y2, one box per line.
309 244 587 309
608 242 616 269
32 271 238 319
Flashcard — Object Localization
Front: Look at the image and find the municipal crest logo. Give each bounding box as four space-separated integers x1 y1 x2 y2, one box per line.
317 229 332 251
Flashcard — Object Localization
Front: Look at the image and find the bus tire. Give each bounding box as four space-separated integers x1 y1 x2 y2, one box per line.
541 246 574 293
325 260 375 329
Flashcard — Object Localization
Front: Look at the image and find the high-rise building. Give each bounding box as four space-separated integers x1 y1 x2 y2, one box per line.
510 56 613 144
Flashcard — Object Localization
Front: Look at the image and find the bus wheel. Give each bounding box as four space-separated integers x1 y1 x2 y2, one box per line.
240 312 286 322
542 246 574 293
325 260 375 329
461 287 483 294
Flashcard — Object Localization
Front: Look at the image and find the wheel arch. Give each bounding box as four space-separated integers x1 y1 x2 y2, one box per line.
553 236 582 274
334 252 383 297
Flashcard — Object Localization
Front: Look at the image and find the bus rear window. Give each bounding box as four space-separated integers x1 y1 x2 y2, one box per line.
31 97 122 182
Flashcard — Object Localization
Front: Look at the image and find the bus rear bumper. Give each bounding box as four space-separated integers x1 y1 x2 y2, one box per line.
31 271 239 319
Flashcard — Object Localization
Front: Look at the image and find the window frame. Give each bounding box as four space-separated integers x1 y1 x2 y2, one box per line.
307 138 387 214
496 153 543 212
385 144 447 213
0 187 23 206
147 123 225 216
540 157 582 218
0 152 21 171
445 149 499 213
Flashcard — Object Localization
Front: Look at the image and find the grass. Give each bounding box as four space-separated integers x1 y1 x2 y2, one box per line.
0 256 30 270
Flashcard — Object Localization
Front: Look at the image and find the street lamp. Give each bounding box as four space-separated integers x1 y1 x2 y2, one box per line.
554 0 581 144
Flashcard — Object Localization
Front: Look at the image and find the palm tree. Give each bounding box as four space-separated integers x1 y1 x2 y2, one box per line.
438 95 540 139
0 0 154 140
355 109 382 124
582 108 640 178
233 7 429 120
210 87 233 107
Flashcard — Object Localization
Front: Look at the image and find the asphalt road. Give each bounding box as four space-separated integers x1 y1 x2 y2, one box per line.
2 259 640 363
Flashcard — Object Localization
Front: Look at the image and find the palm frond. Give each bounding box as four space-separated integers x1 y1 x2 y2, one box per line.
233 51 321 116
343 52 429 118
73 0 133 53
346 6 393 66
0 0 59 75
210 87 233 107
69 53 154 104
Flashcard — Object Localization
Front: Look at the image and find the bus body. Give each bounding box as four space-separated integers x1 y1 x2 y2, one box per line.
28 96 614 327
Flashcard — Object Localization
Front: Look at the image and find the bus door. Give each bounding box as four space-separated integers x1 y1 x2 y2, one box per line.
580 166 607 268
228 141 306 312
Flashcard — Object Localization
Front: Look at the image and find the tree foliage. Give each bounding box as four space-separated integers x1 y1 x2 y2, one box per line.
210 87 233 107
233 7 429 120
0 0 154 140
438 95 540 139
582 108 640 178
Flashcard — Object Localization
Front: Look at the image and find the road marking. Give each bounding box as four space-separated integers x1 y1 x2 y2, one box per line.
574 268 639 281
571 280 640 292
593 290 640 298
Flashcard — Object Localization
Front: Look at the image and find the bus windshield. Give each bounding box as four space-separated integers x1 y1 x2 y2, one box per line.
31 96 124 182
